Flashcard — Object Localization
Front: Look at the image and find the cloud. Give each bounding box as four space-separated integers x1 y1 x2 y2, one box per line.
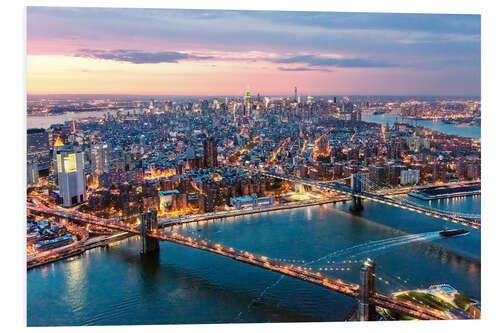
277 67 332 72
274 54 393 68
75 49 213 64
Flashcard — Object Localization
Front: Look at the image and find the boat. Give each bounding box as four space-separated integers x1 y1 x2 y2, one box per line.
439 228 469 237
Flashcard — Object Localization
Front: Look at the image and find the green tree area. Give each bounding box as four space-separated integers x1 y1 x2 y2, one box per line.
384 309 418 321
316 155 331 164
110 194 122 211
386 291 457 320
77 204 92 214
266 179 283 190
228 140 260 163
397 291 455 312
454 292 475 310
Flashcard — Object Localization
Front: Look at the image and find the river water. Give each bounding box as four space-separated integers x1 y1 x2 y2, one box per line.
27 196 481 326
27 110 121 129
363 112 481 139
28 110 480 139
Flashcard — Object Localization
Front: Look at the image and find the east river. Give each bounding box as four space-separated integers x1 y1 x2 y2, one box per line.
27 195 480 326
363 112 480 139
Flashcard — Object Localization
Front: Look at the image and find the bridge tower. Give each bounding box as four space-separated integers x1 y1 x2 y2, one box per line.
358 258 376 321
350 173 363 212
140 210 160 254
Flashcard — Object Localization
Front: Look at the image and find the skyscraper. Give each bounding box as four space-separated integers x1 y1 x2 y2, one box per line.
203 137 218 169
27 159 39 186
27 128 50 172
294 87 297 102
90 143 109 175
56 147 86 207
244 88 251 113
52 137 66 175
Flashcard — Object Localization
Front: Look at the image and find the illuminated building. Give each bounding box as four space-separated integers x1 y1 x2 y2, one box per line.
230 194 274 210
27 128 50 172
244 88 251 113
142 179 160 211
159 190 179 210
27 159 39 186
119 183 139 220
52 137 67 175
316 135 331 156
350 110 362 122
203 137 218 169
47 124 69 147
400 169 420 185
56 147 87 207
90 143 109 175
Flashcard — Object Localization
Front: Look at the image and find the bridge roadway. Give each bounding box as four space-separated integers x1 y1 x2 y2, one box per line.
255 170 480 229
146 230 447 320
28 203 447 320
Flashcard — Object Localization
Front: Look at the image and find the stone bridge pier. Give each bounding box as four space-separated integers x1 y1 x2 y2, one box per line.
140 210 160 254
358 258 377 321
350 173 364 212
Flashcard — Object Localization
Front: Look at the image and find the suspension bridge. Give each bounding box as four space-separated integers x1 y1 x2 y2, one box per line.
28 202 453 321
253 169 480 229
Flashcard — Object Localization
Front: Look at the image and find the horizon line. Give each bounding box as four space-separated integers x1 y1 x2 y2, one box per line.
27 93 481 98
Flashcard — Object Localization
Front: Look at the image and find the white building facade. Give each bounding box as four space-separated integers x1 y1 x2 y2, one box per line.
57 147 87 207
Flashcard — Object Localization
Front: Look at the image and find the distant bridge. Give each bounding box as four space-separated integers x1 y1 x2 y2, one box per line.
253 169 480 229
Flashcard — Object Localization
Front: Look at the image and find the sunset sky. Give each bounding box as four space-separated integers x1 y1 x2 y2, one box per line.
27 7 481 96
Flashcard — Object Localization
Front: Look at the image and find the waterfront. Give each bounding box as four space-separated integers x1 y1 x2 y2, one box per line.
27 110 121 129
28 109 480 139
27 196 480 326
363 111 481 139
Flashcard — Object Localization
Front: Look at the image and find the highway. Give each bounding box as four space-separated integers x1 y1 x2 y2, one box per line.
157 195 350 227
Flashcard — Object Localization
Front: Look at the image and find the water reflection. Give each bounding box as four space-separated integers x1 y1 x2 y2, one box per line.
28 196 481 326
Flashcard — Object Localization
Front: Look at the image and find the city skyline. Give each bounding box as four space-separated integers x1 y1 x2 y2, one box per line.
25 6 482 326
27 8 480 96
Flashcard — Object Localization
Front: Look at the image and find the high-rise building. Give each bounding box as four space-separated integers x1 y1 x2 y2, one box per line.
90 143 109 175
27 128 50 172
27 159 39 186
400 169 420 185
27 128 49 154
203 137 218 169
120 183 139 220
48 124 70 147
294 87 297 102
52 137 67 175
350 110 362 122
56 147 86 207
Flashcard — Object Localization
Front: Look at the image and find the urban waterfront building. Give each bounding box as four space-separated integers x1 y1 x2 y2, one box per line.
56 146 86 207
400 169 420 185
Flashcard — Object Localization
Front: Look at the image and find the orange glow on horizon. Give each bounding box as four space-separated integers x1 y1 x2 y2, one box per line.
26 54 406 96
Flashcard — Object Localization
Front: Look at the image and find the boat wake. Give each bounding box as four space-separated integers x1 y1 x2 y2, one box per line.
238 232 440 320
